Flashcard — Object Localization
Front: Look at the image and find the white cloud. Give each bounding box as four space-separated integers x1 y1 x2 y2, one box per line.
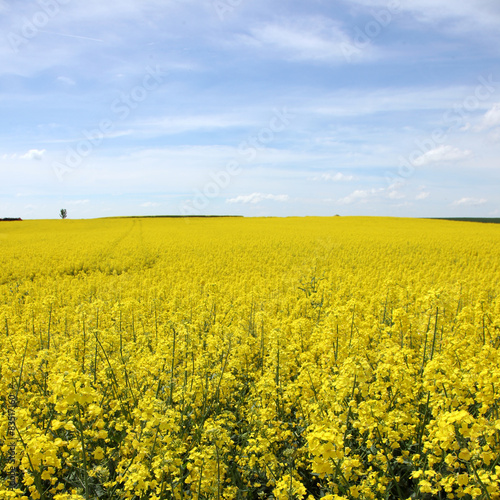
388 190 405 200
349 0 500 29
57 76 76 86
20 149 46 160
67 199 90 205
136 113 256 135
304 86 478 120
416 191 430 200
226 193 289 204
488 128 500 143
478 103 500 130
240 17 372 63
337 186 409 205
452 197 487 206
337 188 383 205
312 172 354 181
140 202 161 207
413 145 472 166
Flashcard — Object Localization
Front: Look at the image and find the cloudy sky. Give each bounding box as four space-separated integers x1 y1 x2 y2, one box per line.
1 0 499 219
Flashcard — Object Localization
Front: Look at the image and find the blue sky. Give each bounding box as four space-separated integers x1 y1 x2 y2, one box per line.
1 0 499 219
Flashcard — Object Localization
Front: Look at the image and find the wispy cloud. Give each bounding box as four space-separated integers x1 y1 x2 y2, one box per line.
226 193 289 204
416 191 430 200
140 202 161 207
239 17 370 62
413 145 472 166
57 76 76 86
478 103 500 130
349 0 500 30
452 197 487 206
19 149 46 160
337 186 417 205
67 199 90 205
311 172 355 182
135 113 256 136
337 188 385 205
2 150 43 161
388 190 405 200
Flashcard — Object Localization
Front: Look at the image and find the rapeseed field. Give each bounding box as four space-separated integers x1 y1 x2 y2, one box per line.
1 216 499 500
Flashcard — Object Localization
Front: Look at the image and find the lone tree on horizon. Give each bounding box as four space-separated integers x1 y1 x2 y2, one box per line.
60 209 67 219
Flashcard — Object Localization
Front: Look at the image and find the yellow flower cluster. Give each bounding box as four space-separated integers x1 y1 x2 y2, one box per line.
1 216 499 499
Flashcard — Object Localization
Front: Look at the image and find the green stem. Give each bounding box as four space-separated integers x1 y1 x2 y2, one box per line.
429 307 438 361
75 400 89 500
